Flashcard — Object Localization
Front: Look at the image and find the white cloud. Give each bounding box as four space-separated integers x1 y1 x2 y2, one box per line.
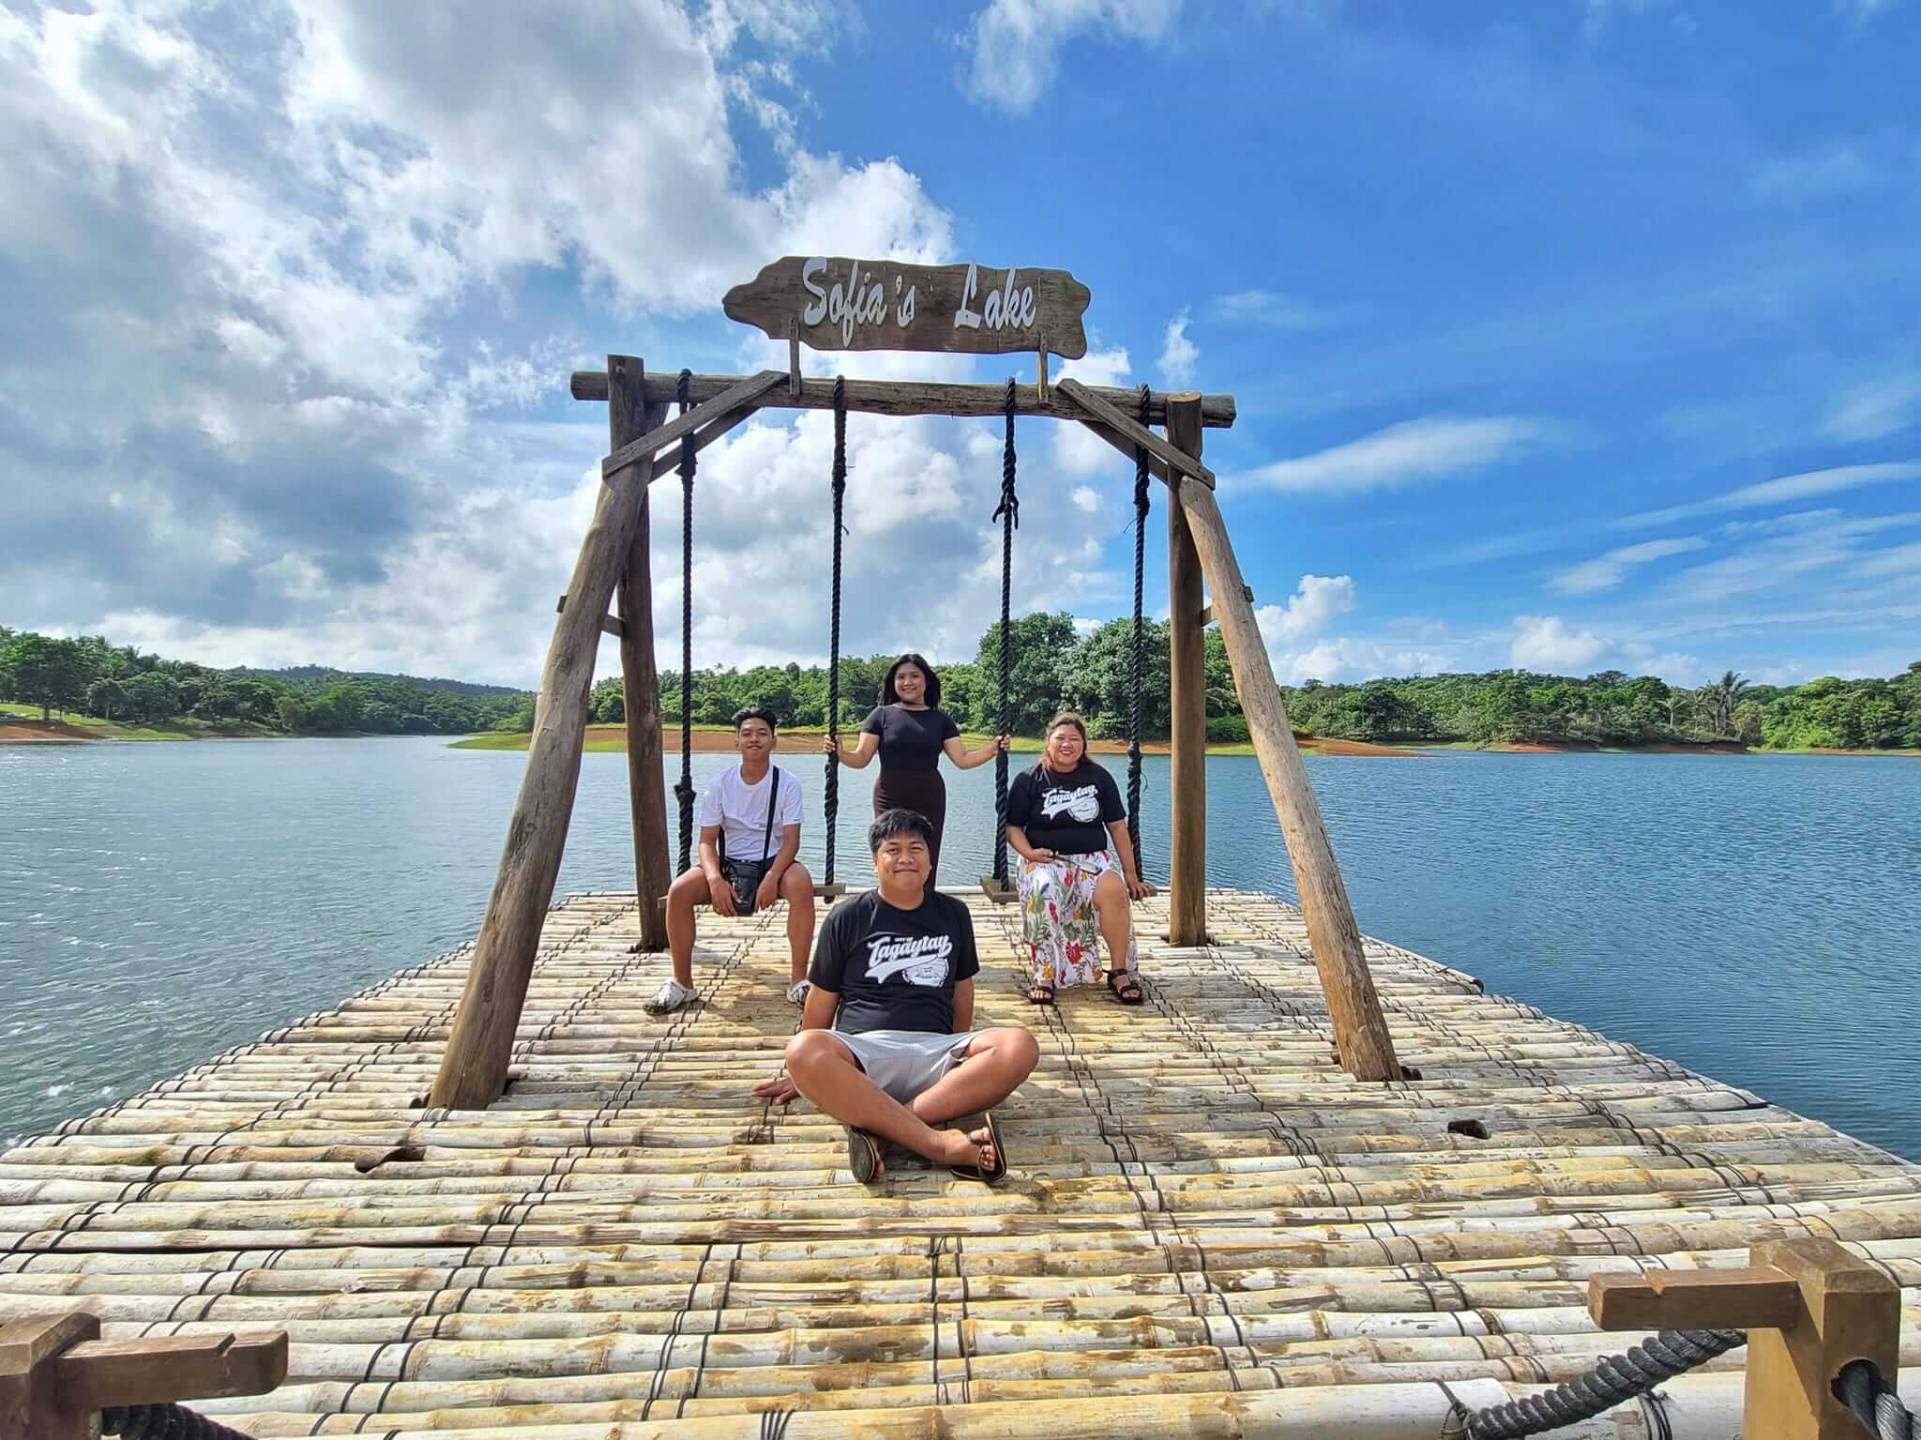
1209 289 1331 330
0 0 1076 684
1549 536 1708 594
1232 416 1544 496
1255 574 1356 645
965 0 1181 113
1070 485 1100 512
1158 310 1198 385
1615 461 1921 528
1510 615 1610 672
1825 374 1921 442
1749 142 1885 203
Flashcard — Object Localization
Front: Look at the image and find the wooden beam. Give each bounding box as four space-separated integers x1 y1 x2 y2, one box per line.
601 370 785 481
431 373 663 1109
1199 585 1255 628
552 593 624 639
1165 397 1209 948
55 1331 288 1412
1073 411 1177 485
1057 379 1217 489
1589 1268 1802 1332
612 357 673 956
1171 477 1402 1081
572 368 1238 429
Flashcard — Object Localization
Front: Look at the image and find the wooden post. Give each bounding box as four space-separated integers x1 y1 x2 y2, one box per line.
1588 1238 1901 1440
430 403 659 1109
1747 1237 1902 1440
610 357 672 954
1171 478 1402 1081
1164 395 1208 947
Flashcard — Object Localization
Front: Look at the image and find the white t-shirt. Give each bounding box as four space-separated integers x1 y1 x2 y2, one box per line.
696 764 804 862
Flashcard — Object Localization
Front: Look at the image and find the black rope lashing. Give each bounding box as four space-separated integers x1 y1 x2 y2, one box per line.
1125 382 1150 874
1447 1327 1744 1438
102 1403 257 1439
991 377 1019 887
1836 1358 1919 1440
823 376 848 886
674 368 696 874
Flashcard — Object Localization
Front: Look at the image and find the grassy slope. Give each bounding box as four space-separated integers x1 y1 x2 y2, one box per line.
0 702 277 741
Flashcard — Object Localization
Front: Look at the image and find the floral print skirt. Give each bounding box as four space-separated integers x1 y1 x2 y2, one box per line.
1018 848 1139 989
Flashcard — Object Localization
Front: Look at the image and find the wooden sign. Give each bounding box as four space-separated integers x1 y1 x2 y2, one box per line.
723 257 1091 359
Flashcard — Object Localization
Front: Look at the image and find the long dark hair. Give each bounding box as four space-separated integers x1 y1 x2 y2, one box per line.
881 652 942 709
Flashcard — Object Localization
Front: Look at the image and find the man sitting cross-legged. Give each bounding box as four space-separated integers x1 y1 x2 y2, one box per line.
650 706 815 1016
754 808 1039 1184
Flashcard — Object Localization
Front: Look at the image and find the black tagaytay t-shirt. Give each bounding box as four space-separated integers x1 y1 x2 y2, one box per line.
1005 760 1125 856
861 705 960 774
809 889 980 1035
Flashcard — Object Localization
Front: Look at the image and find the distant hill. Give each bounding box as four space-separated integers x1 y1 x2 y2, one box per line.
234 665 529 698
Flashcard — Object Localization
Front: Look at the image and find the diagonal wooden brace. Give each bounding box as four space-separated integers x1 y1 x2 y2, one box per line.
1587 1238 1900 1440
1056 378 1216 490
601 369 784 482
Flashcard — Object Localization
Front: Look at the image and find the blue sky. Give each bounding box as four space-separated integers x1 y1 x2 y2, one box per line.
2 0 1917 687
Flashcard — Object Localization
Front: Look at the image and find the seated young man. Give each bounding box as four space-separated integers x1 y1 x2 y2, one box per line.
754 808 1040 1184
649 706 815 1015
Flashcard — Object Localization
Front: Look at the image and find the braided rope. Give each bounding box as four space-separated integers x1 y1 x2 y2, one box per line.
102 1402 256 1439
1126 382 1150 874
823 376 848 886
1836 1359 1919 1440
991 377 1018 887
674 368 696 874
1454 1328 1744 1438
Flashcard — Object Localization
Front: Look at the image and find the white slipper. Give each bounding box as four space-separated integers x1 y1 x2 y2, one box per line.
645 978 696 1016
786 979 812 1008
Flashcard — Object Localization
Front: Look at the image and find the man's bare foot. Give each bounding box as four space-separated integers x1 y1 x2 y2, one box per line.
939 1118 1006 1184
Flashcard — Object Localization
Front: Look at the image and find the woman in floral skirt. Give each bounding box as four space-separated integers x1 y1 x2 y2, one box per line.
1003 712 1156 1005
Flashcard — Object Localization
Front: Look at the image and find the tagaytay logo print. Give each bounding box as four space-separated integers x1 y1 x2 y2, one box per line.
1038 784 1101 823
864 933 953 987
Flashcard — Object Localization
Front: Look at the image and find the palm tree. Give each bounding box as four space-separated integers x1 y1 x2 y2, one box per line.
1698 669 1751 737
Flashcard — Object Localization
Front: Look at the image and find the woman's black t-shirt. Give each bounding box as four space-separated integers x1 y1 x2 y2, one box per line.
1005 760 1125 856
861 704 960 774
809 889 980 1035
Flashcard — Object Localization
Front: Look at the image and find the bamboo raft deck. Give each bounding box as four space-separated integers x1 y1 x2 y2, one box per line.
2 889 1917 1437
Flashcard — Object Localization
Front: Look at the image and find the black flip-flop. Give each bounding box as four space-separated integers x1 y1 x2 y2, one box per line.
1106 969 1145 1006
1025 982 1056 1006
845 1126 882 1184
949 1113 1008 1186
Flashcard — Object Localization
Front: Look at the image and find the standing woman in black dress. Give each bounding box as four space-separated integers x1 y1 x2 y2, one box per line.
825 653 1006 886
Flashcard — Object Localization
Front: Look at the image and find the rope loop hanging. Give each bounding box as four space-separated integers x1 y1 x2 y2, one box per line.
674 367 696 873
822 376 848 885
991 376 1018 886
1126 382 1151 873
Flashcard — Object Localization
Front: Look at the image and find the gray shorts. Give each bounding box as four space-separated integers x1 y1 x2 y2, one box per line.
831 1029 980 1103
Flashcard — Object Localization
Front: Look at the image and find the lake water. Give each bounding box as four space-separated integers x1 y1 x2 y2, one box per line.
2 738 1918 1157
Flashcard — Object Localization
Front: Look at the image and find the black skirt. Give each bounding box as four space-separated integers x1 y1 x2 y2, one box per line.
873 769 948 884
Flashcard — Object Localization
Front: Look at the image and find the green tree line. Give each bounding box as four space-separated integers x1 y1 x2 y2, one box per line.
9 618 1916 750
0 628 530 736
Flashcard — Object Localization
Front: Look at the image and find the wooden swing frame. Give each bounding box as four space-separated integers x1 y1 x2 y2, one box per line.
428 356 1402 1109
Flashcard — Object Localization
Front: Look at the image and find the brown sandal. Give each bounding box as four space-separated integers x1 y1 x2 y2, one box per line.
1105 969 1145 1005
1025 981 1056 1005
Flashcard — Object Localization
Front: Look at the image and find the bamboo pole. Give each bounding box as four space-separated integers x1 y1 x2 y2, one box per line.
609 357 671 954
1170 479 1402 1081
1164 397 1208 947
427 465 653 1111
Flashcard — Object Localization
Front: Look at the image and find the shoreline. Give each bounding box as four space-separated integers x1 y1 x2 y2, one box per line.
7 715 1914 758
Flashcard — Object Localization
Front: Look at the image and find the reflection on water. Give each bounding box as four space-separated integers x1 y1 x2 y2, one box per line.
2 739 1917 1156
